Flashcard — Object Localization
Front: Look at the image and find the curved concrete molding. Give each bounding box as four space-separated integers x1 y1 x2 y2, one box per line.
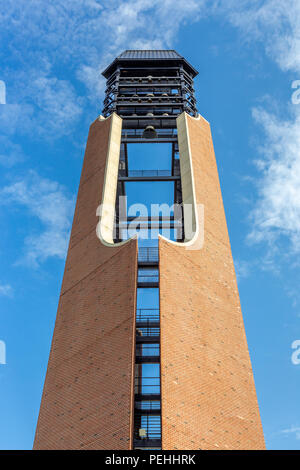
96 113 136 247
159 112 203 250
97 111 203 249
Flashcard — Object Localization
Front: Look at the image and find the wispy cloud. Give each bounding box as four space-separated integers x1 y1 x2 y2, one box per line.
28 76 83 138
0 74 83 140
213 1 300 259
0 1 206 269
0 1 206 100
76 0 206 96
0 136 25 167
216 0 300 73
248 106 300 255
0 171 75 267
281 426 300 440
0 1 206 149
234 259 251 282
0 284 13 298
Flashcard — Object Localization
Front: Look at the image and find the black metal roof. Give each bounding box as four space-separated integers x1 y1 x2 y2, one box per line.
117 50 182 60
102 50 198 78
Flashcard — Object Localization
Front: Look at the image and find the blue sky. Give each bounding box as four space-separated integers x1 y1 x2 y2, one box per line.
0 0 300 449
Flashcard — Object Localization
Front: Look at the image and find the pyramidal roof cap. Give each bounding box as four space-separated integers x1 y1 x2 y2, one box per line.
117 50 182 59
102 49 198 78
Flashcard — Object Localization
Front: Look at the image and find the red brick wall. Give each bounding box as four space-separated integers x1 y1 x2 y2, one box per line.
34 115 137 449
159 114 265 450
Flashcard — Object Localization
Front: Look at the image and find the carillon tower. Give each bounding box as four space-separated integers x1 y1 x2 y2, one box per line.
34 50 265 450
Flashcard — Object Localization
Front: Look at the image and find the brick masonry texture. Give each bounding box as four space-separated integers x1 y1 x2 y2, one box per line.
159 114 265 450
33 115 137 450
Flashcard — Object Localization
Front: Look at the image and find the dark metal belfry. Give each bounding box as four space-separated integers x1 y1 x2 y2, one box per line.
102 50 198 125
102 51 198 449
102 50 198 245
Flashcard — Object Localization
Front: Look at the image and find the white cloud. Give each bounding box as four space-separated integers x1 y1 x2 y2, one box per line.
0 74 83 139
0 104 33 137
0 171 75 267
212 0 300 258
29 76 83 138
0 284 13 297
76 0 206 96
216 0 300 73
1 1 298 116
0 136 25 167
0 1 206 270
281 426 300 440
234 259 251 282
247 106 300 255
0 1 206 98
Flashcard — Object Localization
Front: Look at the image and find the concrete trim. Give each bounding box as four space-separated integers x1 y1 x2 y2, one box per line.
159 112 201 248
96 113 136 247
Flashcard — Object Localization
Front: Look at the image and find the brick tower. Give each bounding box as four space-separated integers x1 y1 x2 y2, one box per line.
33 50 265 450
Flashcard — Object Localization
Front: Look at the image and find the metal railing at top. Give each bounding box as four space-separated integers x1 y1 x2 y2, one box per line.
119 77 181 86
135 401 161 411
122 128 178 138
136 326 160 337
138 247 158 263
138 269 159 284
134 376 160 395
120 169 172 177
134 414 161 440
136 309 159 323
136 344 160 357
